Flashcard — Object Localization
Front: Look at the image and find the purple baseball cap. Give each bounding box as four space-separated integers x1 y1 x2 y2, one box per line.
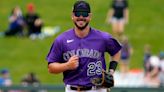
73 0 91 13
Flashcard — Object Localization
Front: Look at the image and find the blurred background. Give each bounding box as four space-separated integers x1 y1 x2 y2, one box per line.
0 0 164 91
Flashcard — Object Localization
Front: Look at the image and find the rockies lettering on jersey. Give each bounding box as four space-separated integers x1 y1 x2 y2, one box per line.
63 49 102 61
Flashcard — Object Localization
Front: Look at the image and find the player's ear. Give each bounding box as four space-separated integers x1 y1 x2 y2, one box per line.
89 13 92 17
88 13 92 20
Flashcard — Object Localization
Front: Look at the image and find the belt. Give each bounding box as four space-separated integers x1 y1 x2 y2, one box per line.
70 86 92 91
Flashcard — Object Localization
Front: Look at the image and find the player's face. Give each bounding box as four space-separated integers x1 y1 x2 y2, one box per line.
72 11 91 30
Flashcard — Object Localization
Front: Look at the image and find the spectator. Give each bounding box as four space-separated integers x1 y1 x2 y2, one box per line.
0 69 12 86
24 3 43 40
143 44 152 77
144 55 160 87
0 6 25 37
21 72 40 87
106 0 129 40
119 35 133 77
159 51 164 87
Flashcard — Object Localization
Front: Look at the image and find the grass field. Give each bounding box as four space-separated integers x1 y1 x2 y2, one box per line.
0 0 164 85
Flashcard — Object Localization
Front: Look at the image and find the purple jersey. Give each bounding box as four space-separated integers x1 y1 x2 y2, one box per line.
46 28 121 86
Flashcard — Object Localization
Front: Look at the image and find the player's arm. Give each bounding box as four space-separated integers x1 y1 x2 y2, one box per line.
48 62 69 74
106 37 121 74
109 50 121 74
48 55 79 74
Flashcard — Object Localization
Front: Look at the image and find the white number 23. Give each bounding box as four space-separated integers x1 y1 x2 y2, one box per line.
87 61 102 76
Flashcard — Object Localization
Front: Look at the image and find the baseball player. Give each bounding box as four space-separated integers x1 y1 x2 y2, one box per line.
46 0 122 92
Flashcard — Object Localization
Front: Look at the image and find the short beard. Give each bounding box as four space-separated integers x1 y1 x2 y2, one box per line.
74 22 89 30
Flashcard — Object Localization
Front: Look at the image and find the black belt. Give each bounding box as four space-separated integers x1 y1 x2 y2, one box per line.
70 86 92 91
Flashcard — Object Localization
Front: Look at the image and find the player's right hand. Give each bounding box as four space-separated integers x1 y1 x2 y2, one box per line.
66 55 79 70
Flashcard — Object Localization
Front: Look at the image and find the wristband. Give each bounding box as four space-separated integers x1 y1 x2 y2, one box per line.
109 61 118 71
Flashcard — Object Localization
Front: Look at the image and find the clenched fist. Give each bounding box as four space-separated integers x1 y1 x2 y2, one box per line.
66 55 79 70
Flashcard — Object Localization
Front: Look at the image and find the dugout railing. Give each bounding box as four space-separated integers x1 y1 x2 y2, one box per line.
0 85 164 92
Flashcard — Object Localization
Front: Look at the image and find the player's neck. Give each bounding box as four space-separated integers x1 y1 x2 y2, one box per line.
74 26 90 38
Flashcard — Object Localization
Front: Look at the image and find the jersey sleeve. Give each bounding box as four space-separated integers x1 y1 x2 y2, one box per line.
46 38 63 63
106 37 122 56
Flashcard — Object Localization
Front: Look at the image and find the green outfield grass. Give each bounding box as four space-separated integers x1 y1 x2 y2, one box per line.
0 0 164 85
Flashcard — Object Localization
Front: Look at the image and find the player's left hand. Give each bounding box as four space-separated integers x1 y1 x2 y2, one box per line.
91 70 114 88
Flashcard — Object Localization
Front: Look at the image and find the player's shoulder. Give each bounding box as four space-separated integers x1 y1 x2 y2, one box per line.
55 29 73 41
91 28 112 39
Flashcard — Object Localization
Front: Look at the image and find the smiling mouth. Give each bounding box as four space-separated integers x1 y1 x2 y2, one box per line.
77 18 86 21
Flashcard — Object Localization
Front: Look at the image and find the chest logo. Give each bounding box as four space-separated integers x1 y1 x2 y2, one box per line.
67 39 74 43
